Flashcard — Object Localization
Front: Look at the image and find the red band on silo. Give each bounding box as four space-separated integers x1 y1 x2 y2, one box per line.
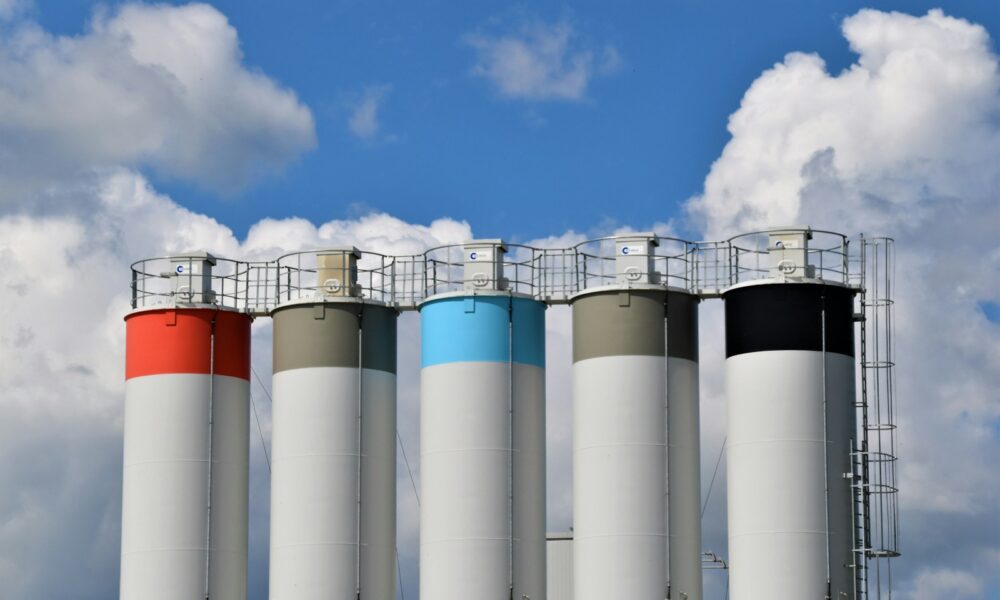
125 309 251 380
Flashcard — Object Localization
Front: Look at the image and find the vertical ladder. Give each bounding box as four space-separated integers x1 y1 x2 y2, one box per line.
853 236 900 600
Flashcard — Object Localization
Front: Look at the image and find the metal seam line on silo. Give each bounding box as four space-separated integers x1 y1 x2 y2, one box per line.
723 228 857 599
121 253 250 600
268 248 398 600
572 286 667 599
666 290 703 600
419 240 547 600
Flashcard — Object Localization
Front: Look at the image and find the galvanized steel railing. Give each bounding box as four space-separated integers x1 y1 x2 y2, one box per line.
129 229 862 314
691 229 852 295
131 255 261 311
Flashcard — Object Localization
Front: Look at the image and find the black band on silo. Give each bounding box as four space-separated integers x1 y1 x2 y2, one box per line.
724 283 855 358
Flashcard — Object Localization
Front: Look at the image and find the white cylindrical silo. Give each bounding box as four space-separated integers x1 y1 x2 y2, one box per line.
572 288 667 600
419 291 546 600
269 299 397 600
120 306 250 600
667 291 702 600
724 280 857 599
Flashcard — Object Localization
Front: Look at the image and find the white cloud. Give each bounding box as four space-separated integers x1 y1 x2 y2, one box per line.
347 84 393 141
0 0 29 21
687 7 1000 594
689 8 999 237
0 3 315 200
904 567 984 600
465 17 621 101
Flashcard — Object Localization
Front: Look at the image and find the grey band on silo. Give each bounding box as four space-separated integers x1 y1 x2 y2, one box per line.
572 290 667 362
272 303 361 373
272 302 398 374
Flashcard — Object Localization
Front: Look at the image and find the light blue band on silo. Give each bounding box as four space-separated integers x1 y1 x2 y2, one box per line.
420 295 545 368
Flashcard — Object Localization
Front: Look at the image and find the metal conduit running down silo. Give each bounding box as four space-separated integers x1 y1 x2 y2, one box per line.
666 291 702 600
723 228 858 599
268 248 398 600
121 253 250 600
419 240 547 600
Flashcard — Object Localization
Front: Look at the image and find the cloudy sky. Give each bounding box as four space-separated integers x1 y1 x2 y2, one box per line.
0 1 999 599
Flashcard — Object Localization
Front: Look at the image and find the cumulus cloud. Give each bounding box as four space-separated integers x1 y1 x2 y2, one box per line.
347 84 393 142
687 8 1000 596
464 17 621 101
0 3 315 200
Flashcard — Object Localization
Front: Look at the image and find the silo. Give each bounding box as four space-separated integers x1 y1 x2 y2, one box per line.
572 235 680 600
419 240 546 600
269 248 397 599
121 252 250 600
724 229 857 599
667 291 702 600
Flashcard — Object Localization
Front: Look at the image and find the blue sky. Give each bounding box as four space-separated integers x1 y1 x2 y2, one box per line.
28 0 1000 241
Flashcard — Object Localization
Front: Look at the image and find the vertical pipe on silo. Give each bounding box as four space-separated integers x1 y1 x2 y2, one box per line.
121 307 251 600
666 291 702 600
419 293 546 600
269 300 398 599
723 281 857 599
572 289 667 600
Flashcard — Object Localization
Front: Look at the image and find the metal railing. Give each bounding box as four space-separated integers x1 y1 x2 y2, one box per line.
565 235 694 297
130 229 861 312
271 250 422 307
130 256 262 311
691 229 852 295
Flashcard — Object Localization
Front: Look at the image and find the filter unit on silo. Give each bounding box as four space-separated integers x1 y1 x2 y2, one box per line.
723 228 857 599
268 248 398 600
419 240 547 600
121 252 251 600
571 234 701 600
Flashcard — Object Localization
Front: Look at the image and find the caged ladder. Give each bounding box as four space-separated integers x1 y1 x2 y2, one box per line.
852 236 901 600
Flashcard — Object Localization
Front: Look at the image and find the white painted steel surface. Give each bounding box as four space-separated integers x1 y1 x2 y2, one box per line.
360 369 398 600
269 367 360 600
421 361 511 599
574 354 666 599
667 356 702 600
726 350 856 599
546 535 574 600
120 373 249 600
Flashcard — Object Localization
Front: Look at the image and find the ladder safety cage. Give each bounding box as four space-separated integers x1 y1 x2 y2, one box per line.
853 236 900 600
